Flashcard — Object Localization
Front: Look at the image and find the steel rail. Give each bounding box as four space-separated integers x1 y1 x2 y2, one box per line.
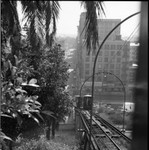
76 109 100 150
83 111 122 150
94 114 132 142
82 112 110 150
91 115 130 150
80 111 100 150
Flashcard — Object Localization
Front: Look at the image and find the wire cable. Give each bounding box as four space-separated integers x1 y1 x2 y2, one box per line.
101 23 140 71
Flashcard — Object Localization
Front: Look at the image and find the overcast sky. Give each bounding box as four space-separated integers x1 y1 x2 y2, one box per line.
17 1 141 38
56 1 141 38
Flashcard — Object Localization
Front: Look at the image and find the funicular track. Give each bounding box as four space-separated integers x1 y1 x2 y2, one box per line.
80 110 132 150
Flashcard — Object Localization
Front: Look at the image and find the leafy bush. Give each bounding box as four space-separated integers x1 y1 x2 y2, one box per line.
106 109 115 115
1 54 42 149
105 108 133 129
97 107 104 113
109 113 123 125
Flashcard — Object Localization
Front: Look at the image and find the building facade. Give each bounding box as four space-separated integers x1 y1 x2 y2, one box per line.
75 12 131 104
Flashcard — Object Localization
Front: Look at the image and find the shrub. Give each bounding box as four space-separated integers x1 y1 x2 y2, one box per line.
97 107 104 113
109 112 123 125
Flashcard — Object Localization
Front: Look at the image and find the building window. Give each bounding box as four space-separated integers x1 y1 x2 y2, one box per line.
86 57 90 62
110 58 115 62
117 51 121 56
116 70 120 75
104 51 109 56
92 50 96 56
98 64 102 69
111 45 115 50
122 58 127 62
92 57 95 62
85 70 90 75
111 51 115 56
117 58 121 62
98 57 102 62
85 63 90 68
116 64 121 69
117 45 122 50
104 57 108 62
104 64 108 69
105 44 110 50
99 51 103 56
110 64 114 69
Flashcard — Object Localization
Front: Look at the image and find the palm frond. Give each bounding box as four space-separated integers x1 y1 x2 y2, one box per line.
52 1 60 19
45 2 52 45
2 0 21 37
21 1 60 47
45 1 60 46
49 1 60 45
81 1 105 54
49 16 57 47
21 1 45 47
35 11 45 41
29 15 41 49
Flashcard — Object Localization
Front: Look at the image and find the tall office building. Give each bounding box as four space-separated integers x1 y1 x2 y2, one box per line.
75 12 131 103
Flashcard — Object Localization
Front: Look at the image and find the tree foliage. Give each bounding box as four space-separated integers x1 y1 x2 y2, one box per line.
1 0 105 146
37 44 71 122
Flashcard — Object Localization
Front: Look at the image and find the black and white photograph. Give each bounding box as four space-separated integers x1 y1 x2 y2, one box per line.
1 1 148 150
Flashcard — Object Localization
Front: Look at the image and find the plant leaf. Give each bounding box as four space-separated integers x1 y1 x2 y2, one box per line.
0 131 13 141
1 113 13 118
41 110 56 119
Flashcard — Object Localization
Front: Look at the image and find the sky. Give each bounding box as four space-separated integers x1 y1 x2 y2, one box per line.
56 1 141 38
17 1 141 38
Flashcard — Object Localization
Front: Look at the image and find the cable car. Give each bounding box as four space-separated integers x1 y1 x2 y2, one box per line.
75 95 83 109
83 95 92 110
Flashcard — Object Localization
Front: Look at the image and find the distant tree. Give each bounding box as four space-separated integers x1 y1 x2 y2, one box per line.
109 112 123 125
37 44 71 139
1 53 42 149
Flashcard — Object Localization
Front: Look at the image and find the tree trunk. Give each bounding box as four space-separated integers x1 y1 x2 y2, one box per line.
51 118 56 139
46 120 51 140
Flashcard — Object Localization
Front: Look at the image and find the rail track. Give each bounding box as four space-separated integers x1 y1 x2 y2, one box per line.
81 110 132 150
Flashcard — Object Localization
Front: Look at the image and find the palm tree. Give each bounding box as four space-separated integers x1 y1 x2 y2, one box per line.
2 1 105 50
81 1 105 53
1 1 105 143
21 1 60 48
20 1 105 50
2 1 105 52
1 1 21 54
1 1 21 38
